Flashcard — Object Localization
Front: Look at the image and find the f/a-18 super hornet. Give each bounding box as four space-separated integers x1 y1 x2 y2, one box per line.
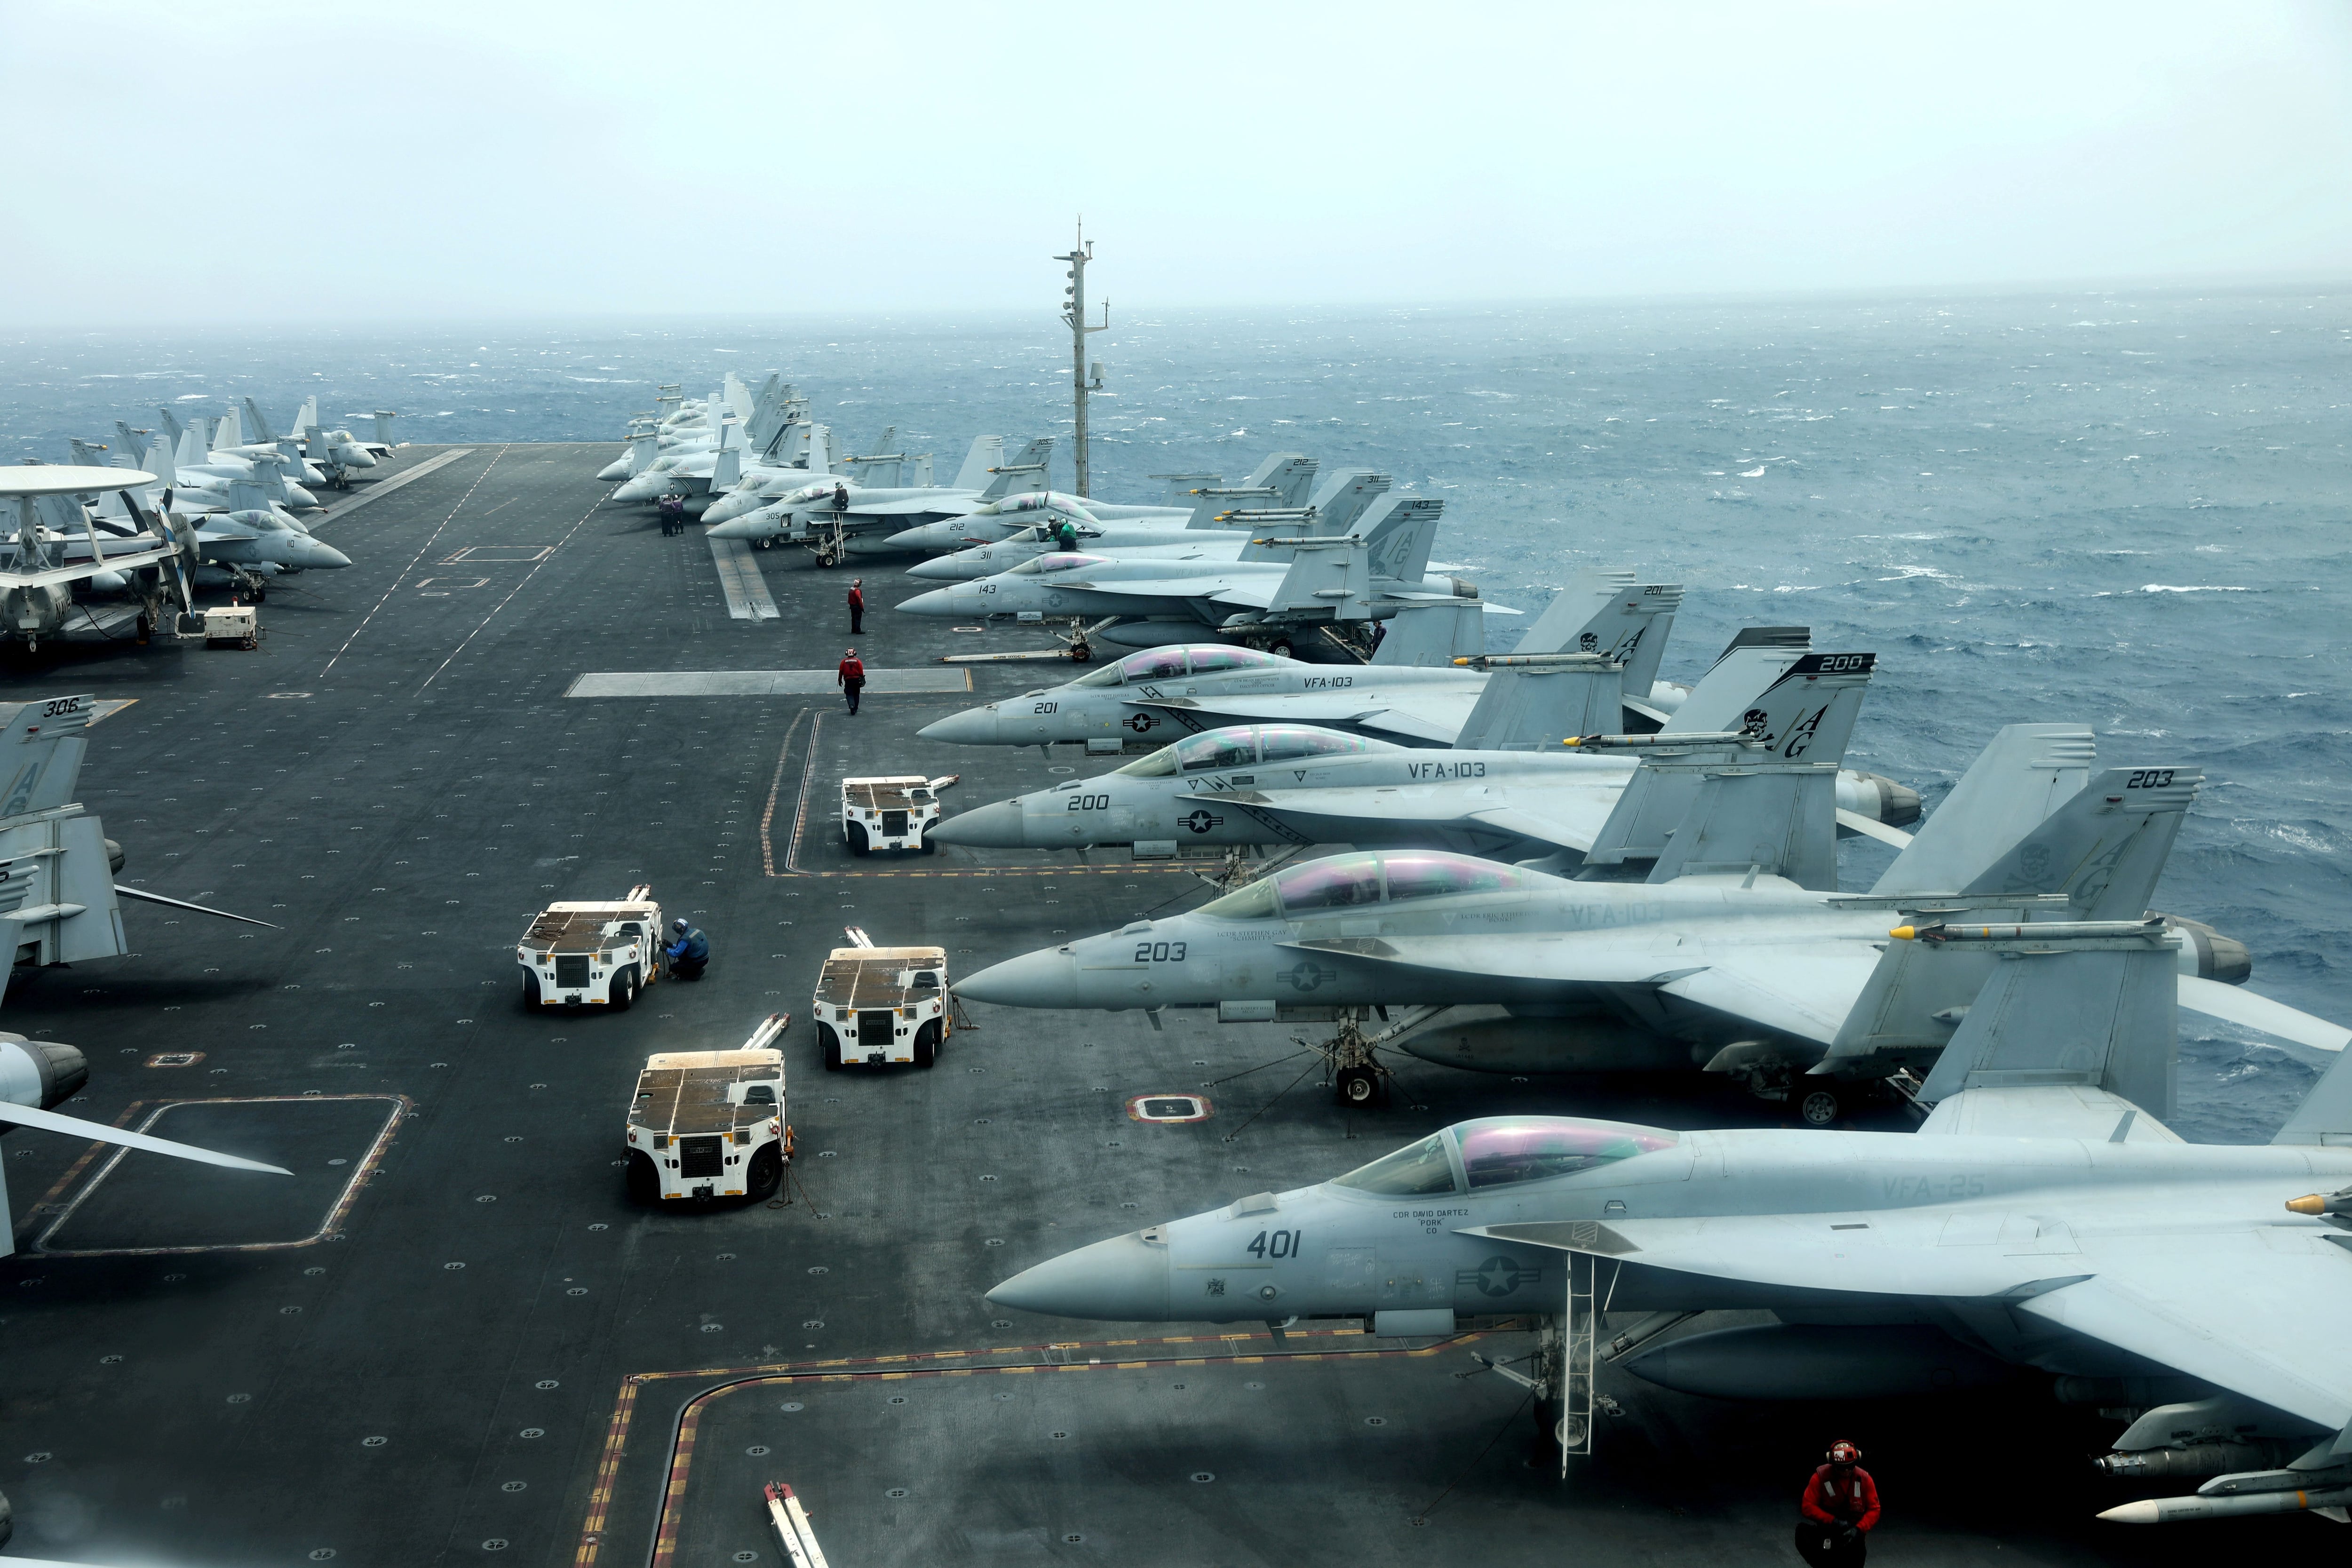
705 437 1064 559
895 489 1488 641
700 426 974 526
914 576 1741 748
904 467 1392 583
985 915 2352 1527
881 452 1324 556
959 731 2338 1112
932 646 1922 861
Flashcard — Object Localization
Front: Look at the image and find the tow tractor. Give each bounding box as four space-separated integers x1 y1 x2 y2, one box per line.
813 926 950 1070
625 1014 790 1202
516 883 662 1009
840 773 956 856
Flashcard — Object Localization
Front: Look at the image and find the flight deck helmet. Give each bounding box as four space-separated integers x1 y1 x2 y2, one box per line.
1827 1441 1861 1467
674 919 690 934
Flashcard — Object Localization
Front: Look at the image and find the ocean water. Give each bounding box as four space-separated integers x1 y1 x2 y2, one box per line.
4 285 2347 1140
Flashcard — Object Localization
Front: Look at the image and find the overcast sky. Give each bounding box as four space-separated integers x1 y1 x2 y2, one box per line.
4 0 2348 326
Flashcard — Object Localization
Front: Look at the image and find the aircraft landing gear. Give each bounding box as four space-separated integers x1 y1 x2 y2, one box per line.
1313 1009 1391 1106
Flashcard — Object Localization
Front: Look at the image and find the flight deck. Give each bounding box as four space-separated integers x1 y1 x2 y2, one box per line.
0 445 2252 1566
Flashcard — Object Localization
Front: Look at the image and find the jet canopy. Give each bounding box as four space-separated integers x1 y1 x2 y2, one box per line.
1331 1117 1680 1197
1197 851 1533 921
1009 552 1111 574
1067 645 1290 687
998 491 1097 519
1116 725 1394 778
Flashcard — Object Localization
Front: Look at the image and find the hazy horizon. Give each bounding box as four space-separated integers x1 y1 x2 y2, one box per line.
4 0 2348 330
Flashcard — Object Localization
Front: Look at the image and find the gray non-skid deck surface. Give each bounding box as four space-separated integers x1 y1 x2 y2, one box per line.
0 443 2204 1568
565 668 970 697
706 535 780 621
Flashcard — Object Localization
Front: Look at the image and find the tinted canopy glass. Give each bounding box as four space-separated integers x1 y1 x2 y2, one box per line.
1453 1118 1678 1190
1275 855 1383 911
1382 853 1528 902
1332 1134 1461 1196
1119 650 1190 683
1256 727 1388 765
1171 730 1256 771
1185 646 1281 675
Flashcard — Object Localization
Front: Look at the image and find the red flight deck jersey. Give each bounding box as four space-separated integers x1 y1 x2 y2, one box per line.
1801 1465 1880 1531
838 657 865 686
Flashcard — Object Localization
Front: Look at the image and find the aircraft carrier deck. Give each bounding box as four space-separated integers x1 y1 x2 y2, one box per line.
0 445 2243 1566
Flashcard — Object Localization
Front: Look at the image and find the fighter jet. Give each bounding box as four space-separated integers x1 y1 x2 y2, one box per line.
611 379 800 504
914 577 1689 748
0 468 183 649
905 469 1392 582
933 650 1919 864
704 437 1060 551
958 734 2336 1113
700 427 977 525
896 493 1498 650
880 452 1323 555
985 916 2352 1524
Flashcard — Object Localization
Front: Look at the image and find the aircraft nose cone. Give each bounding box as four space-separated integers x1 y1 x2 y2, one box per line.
705 516 760 541
310 543 353 568
930 800 1025 849
987 1231 1172 1322
916 706 999 745
882 525 938 550
904 557 963 581
897 587 957 616
704 493 748 522
956 945 1078 1008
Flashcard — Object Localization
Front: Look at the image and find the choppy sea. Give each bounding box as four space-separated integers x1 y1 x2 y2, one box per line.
4 285 2347 1140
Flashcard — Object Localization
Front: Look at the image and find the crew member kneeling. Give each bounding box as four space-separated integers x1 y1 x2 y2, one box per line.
666 919 710 980
1796 1441 1879 1567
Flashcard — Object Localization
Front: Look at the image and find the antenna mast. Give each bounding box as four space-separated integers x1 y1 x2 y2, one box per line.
1055 220 1109 497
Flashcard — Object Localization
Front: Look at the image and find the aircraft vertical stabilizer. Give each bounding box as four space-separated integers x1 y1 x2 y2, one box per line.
1364 495 1444 585
155 406 186 448
1454 657 1623 752
212 406 242 450
1514 571 1636 654
2273 1036 2352 1146
1261 453 1319 509
1871 725 2095 897
978 438 1053 501
1306 470 1391 534
241 397 278 444
1960 765 2198 918
1263 539 1370 620
952 436 1005 492
1915 924 2181 1120
1371 602 1483 667
1657 636 1812 734
1642 653 1875 890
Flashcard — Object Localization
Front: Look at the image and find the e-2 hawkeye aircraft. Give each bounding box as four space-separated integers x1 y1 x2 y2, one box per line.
985 914 2352 1527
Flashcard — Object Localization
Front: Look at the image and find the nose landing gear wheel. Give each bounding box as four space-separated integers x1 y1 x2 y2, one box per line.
1798 1088 1842 1127
1335 1066 1380 1106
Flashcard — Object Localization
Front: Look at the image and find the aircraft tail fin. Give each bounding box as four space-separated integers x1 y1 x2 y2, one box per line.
241 397 278 445
155 406 185 447
1250 453 1318 509
744 377 792 448
711 425 743 491
68 439 108 469
226 478 273 514
1584 652 1874 885
0 694 98 821
978 438 1053 500
628 429 658 473
1911 922 2181 1120
371 410 398 446
289 394 318 438
1870 725 2096 897
1307 470 1390 533
1151 471 1220 506
112 422 150 465
1958 765 2200 919
1363 494 1443 584
1656 633 1812 734
1454 658 1623 751
175 426 204 469
1514 571 1637 654
1263 539 1370 619
952 436 1005 491
212 406 242 450
1370 602 1483 667
2273 1035 2352 1146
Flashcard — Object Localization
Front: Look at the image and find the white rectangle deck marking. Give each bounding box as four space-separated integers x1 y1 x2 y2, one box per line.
312 448 473 524
414 577 489 590
439 545 554 565
707 536 780 621
564 669 973 698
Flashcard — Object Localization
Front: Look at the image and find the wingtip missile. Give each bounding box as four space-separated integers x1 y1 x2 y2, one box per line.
2286 1186 2350 1215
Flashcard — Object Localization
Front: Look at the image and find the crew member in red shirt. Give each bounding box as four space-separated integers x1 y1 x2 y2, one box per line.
848 578 864 634
838 647 865 716
1796 1441 1880 1567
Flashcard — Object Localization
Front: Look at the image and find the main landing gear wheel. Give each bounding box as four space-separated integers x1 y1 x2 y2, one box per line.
1335 1065 1380 1106
1269 637 1295 659
1798 1088 1842 1127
